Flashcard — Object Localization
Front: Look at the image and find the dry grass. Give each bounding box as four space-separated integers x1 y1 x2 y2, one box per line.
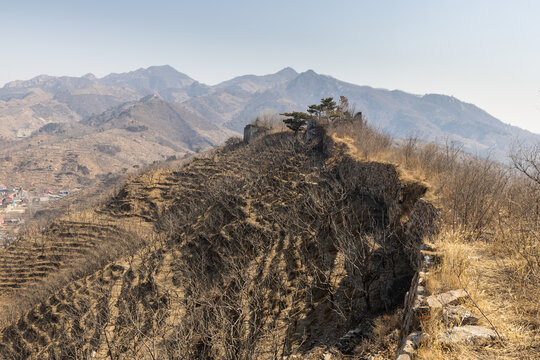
0 110 537 359
0 129 438 359
329 115 539 359
354 310 403 359
417 235 539 359
425 231 473 293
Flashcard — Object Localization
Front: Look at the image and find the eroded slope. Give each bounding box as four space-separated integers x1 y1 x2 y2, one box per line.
0 131 437 359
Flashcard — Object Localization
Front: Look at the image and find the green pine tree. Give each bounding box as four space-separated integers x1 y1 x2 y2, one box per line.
280 111 313 134
308 97 338 123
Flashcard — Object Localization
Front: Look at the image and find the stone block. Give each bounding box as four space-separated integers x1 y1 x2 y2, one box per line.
426 289 467 308
443 305 478 325
439 325 501 346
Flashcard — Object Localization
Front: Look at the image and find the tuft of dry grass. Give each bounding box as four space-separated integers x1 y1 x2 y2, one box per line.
425 231 473 294
418 234 539 359
354 310 403 359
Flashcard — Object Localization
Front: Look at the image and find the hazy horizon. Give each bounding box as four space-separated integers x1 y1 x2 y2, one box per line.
2 0 539 133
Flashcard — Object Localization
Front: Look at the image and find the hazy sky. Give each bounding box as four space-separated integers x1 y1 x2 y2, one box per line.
1 0 539 133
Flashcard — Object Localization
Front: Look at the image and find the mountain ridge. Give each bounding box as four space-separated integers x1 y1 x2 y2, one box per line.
1 65 538 168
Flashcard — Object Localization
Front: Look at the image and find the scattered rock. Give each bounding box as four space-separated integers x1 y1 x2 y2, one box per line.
334 317 376 355
400 331 426 355
334 325 371 354
439 325 501 346
396 354 411 360
443 305 478 326
425 289 467 308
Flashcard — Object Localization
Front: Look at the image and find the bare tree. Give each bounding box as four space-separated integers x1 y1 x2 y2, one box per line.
511 142 540 186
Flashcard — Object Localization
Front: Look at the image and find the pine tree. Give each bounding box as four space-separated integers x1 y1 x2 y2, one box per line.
308 97 339 123
307 104 323 121
320 97 337 113
280 112 313 134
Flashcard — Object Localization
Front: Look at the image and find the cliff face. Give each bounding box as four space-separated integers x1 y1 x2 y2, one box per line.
0 129 438 359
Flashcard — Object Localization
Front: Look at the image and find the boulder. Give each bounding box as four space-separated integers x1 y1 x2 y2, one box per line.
420 250 441 266
439 325 501 346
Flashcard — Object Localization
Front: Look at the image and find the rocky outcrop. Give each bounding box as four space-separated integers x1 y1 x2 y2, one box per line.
243 121 272 143
243 124 261 143
305 119 325 143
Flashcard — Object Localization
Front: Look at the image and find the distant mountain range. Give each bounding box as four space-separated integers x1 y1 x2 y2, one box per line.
0 65 538 188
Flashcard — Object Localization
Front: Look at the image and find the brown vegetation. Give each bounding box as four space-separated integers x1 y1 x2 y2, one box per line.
0 107 537 359
330 116 539 359
0 117 440 359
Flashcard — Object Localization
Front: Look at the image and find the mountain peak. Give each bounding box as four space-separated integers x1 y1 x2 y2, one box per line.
82 73 97 81
215 67 298 93
291 69 322 82
99 65 195 93
276 67 298 76
143 65 179 74
147 64 175 71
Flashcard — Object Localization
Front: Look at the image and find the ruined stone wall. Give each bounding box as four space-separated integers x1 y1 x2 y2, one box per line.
396 200 440 359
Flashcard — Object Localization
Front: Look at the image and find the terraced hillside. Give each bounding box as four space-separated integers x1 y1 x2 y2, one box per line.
0 128 438 359
0 96 236 190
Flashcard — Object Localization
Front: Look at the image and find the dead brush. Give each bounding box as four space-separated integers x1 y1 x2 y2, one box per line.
149 130 428 359
0 115 537 359
328 119 539 359
0 223 146 329
354 310 403 358
330 118 393 160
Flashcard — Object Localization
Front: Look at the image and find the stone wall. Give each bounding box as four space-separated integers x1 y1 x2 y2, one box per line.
396 248 435 359
395 200 440 359
396 242 502 359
